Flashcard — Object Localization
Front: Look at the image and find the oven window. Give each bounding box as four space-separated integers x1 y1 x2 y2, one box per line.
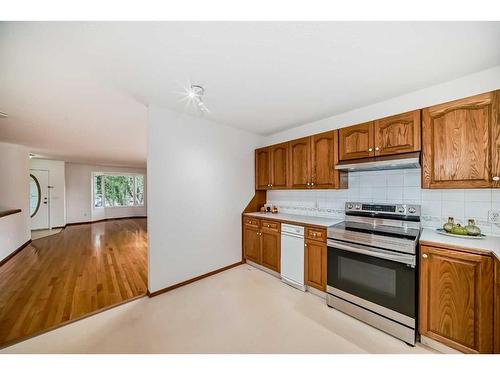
328 246 415 318
339 257 396 298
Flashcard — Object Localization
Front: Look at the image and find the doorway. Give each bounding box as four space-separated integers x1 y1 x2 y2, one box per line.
30 169 49 230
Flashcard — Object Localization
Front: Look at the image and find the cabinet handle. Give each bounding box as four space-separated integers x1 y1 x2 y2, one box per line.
493 176 500 181
311 182 315 186
307 182 310 186
368 148 373 152
270 184 273 187
375 147 380 151
422 254 428 259
305 244 308 247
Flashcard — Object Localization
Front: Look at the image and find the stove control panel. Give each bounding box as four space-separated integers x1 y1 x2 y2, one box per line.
345 202 421 217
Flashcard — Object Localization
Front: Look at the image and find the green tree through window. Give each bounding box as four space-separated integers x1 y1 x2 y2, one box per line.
94 173 144 208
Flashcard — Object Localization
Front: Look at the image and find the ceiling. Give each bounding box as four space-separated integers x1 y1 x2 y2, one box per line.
1 22 499 167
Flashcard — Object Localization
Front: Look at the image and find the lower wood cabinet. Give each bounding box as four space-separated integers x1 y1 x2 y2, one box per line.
419 245 494 353
495 259 500 354
243 225 261 264
304 227 327 291
243 218 280 273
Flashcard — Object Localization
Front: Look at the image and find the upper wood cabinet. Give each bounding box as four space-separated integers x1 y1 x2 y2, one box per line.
339 122 374 160
374 110 421 156
255 147 271 190
270 142 289 189
289 137 311 189
339 110 421 161
255 143 289 190
420 245 494 353
311 131 345 189
422 91 500 189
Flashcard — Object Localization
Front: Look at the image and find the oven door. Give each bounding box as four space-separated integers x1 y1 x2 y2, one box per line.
327 239 416 325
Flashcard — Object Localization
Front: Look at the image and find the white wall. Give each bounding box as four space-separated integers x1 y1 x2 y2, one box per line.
65 163 147 224
29 159 66 228
264 66 500 145
0 142 30 261
148 105 263 293
267 168 500 236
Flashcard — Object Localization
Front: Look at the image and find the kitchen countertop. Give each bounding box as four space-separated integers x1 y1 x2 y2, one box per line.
244 212 341 228
420 228 500 261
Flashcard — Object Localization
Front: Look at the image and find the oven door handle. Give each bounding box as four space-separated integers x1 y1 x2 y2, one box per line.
327 239 416 266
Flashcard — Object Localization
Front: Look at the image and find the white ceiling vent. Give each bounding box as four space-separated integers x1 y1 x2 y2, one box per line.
0 112 8 118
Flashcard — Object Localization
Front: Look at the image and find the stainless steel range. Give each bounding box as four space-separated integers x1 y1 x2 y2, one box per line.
326 202 421 345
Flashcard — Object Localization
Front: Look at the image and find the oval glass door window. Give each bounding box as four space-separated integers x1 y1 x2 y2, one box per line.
29 174 41 218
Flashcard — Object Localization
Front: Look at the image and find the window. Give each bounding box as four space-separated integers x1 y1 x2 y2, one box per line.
93 173 145 208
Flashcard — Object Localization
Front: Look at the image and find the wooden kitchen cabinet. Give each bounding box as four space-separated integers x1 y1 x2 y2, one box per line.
243 218 281 273
255 147 271 190
374 110 421 156
495 259 500 354
338 121 374 161
422 91 500 189
289 137 311 189
311 130 347 189
261 229 280 273
419 245 494 353
270 142 289 189
255 143 289 190
243 224 261 264
304 226 327 292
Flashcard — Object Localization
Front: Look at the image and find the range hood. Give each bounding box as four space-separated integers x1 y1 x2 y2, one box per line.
335 152 421 172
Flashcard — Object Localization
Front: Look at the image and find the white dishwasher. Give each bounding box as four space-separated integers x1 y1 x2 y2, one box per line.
280 223 306 291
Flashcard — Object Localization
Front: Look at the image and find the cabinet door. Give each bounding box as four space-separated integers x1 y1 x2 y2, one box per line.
374 110 421 156
490 91 500 188
243 225 261 264
289 137 311 189
304 239 327 291
338 122 374 161
422 92 495 189
420 245 494 353
270 142 289 189
255 147 271 190
311 130 343 189
495 259 500 354
261 230 280 273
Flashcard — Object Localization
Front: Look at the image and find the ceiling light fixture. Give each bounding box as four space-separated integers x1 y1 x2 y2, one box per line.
187 84 209 113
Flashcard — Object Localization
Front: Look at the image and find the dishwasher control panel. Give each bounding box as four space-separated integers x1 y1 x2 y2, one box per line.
281 224 305 237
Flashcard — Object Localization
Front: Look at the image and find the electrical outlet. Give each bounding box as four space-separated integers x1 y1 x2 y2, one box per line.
488 210 500 223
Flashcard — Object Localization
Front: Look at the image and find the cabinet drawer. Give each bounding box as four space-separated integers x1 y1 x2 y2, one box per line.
261 220 280 232
244 217 260 228
305 227 326 242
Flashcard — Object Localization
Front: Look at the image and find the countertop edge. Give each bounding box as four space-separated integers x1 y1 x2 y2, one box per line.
243 212 338 228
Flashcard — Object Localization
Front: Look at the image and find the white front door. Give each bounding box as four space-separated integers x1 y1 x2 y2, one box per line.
30 169 50 230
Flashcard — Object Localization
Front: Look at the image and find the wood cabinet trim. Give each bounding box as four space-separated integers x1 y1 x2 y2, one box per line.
304 238 327 291
288 137 312 189
270 142 289 189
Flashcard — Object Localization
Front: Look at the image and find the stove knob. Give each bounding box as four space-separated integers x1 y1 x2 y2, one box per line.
397 207 406 214
355 204 361 210
347 203 354 210
408 207 416 214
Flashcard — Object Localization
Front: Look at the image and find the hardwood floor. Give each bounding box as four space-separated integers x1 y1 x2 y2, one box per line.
0 218 148 348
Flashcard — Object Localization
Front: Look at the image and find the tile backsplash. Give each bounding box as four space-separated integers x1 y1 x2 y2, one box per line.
267 168 500 235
